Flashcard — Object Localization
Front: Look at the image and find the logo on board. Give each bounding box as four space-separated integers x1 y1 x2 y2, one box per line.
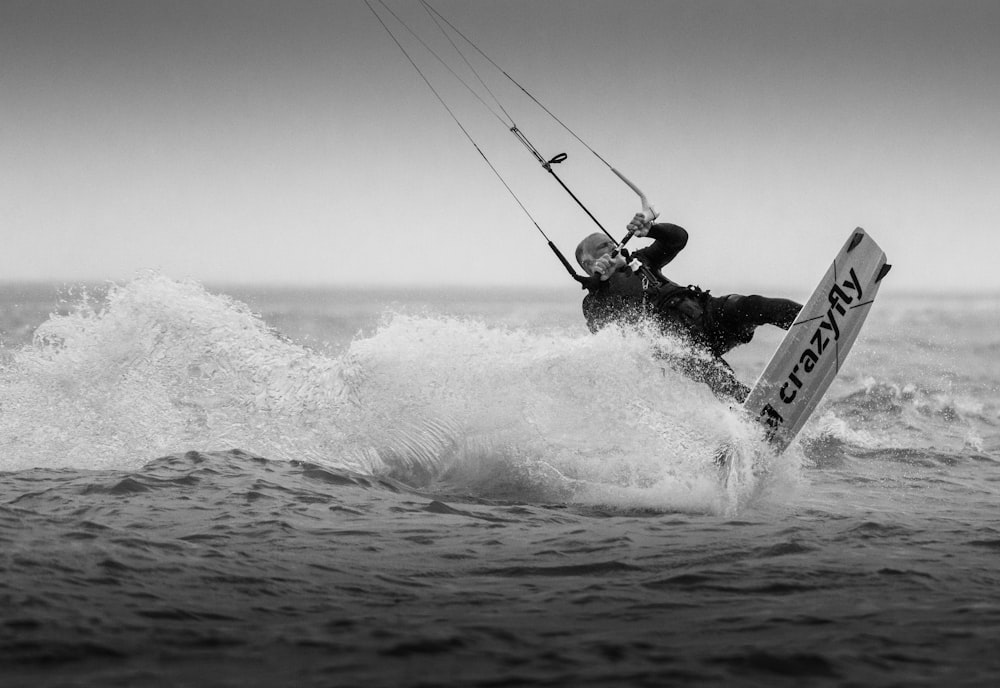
757 267 864 436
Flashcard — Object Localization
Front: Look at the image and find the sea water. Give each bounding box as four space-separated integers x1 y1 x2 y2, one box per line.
1 275 998 687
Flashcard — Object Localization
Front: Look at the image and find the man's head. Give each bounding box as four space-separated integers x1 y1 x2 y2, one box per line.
575 232 620 277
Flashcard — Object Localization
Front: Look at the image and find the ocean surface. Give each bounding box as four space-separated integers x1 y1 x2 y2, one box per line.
1 275 998 687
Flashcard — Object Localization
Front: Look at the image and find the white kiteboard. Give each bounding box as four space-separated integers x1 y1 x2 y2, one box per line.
742 227 891 453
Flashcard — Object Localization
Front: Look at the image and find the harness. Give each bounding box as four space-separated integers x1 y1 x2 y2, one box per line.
654 285 714 342
583 251 715 339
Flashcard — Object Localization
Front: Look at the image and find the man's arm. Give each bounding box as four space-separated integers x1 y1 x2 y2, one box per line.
636 223 688 269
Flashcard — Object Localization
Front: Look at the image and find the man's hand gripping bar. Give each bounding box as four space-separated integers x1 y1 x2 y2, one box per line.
610 167 658 256
609 167 659 281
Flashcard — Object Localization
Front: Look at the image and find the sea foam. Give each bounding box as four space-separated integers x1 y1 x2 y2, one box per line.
0 274 785 513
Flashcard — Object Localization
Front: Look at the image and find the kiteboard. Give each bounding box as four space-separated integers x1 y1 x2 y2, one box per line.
742 227 891 453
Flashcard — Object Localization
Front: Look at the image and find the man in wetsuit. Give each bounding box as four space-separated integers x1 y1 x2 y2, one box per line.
576 213 802 402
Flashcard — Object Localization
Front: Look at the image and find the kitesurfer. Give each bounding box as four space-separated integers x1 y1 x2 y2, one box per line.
576 214 802 402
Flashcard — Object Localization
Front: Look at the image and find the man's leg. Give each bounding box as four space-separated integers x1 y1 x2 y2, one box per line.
702 294 802 356
696 357 751 403
657 350 750 403
722 294 802 330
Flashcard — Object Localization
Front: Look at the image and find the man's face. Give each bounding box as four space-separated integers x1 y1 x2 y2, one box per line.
579 235 619 277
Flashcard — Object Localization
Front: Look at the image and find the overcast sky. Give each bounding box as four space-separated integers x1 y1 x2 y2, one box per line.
2 0 997 293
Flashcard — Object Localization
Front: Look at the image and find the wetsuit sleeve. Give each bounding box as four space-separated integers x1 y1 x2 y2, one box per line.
636 223 688 270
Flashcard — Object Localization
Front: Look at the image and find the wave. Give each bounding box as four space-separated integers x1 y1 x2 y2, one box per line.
0 274 800 513
787 373 1000 469
830 379 996 426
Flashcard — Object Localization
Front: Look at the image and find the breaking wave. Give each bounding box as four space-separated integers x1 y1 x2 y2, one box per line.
0 274 800 513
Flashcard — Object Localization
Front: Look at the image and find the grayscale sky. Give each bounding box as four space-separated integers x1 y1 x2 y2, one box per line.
2 0 997 292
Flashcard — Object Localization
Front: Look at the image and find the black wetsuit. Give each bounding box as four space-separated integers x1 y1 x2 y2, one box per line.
582 223 802 402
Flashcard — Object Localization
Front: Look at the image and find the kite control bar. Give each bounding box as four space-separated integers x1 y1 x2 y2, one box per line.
509 129 662 288
596 168 662 288
610 167 659 253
